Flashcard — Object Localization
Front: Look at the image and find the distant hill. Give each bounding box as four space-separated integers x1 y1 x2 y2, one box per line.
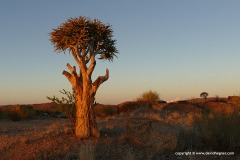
1 96 240 115
0 102 59 112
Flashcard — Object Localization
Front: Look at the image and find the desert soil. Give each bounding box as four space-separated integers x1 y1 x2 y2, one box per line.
0 115 238 160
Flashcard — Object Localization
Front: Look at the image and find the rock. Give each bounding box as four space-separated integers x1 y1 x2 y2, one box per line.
56 113 67 118
94 104 118 118
41 113 50 117
162 103 201 114
228 96 240 104
117 101 152 113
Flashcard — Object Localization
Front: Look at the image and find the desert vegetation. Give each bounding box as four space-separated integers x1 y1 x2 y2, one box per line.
135 90 160 102
1 95 240 159
200 92 209 102
49 16 118 138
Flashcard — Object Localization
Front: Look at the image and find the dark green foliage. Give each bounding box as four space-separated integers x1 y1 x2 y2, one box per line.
47 89 76 124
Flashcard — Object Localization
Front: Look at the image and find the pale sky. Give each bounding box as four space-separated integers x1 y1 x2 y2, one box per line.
1 0 240 105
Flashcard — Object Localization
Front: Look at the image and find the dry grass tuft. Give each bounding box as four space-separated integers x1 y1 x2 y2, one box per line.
94 104 118 118
205 102 235 115
177 111 240 152
123 147 135 160
5 105 36 121
78 143 95 160
130 108 162 121
123 118 178 153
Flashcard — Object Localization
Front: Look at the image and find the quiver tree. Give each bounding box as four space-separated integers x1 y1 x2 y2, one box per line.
49 16 118 138
200 92 208 102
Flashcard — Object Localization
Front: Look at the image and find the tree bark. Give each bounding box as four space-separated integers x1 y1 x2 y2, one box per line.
71 75 99 138
73 83 99 138
62 59 108 138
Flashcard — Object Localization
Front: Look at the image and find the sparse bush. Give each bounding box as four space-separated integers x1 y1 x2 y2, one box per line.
200 92 208 102
124 118 177 153
215 95 220 102
130 108 162 121
228 96 240 105
48 90 119 121
79 143 95 160
0 109 3 118
118 101 152 113
177 111 240 151
47 89 76 124
7 105 36 121
123 147 135 160
136 90 160 102
8 110 21 121
94 104 117 118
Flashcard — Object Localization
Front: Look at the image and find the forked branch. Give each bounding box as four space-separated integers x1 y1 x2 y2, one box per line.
92 68 109 92
87 56 96 78
62 71 72 82
66 63 77 75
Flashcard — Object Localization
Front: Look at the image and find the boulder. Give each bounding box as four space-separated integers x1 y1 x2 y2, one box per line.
228 96 240 105
162 103 201 114
94 104 118 118
41 112 50 118
55 113 67 118
117 101 152 113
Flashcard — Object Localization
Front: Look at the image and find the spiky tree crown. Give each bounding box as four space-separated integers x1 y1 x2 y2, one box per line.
200 92 208 98
49 16 118 61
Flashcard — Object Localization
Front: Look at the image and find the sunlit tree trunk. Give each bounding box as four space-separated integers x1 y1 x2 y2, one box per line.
74 80 99 138
63 60 108 138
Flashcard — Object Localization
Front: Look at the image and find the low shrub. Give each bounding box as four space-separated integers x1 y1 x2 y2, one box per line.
0 109 9 119
7 105 36 121
118 101 152 113
130 108 162 121
94 104 118 118
136 90 160 102
228 96 240 105
8 110 21 121
47 89 76 124
78 143 95 160
177 111 240 152
123 118 177 153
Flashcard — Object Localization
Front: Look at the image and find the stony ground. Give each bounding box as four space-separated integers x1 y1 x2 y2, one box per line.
1 98 240 160
0 116 239 160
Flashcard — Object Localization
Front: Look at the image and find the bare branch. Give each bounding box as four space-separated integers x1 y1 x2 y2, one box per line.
76 46 83 59
66 63 76 75
70 47 81 64
85 46 90 56
87 55 96 78
62 70 72 82
92 68 109 87
85 56 91 64
70 47 87 75
81 48 86 57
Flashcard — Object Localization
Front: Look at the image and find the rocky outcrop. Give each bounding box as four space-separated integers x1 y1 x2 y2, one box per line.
162 102 201 114
117 101 152 113
228 96 240 106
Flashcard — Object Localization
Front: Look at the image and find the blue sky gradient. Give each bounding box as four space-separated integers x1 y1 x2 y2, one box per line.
1 0 240 105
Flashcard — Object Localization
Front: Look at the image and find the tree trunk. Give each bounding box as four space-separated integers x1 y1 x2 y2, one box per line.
74 84 99 138
62 63 108 138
